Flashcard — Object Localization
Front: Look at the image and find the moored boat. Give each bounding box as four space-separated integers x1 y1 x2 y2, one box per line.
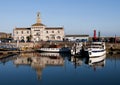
37 44 71 53
84 42 106 57
71 42 82 55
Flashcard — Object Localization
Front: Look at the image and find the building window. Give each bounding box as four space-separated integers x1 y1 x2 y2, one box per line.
16 31 18 34
34 30 40 31
27 31 29 34
21 36 25 42
36 32 40 36
51 36 55 40
46 31 48 33
52 31 54 33
21 36 24 40
58 31 60 33
57 36 61 40
21 31 23 34
46 36 49 40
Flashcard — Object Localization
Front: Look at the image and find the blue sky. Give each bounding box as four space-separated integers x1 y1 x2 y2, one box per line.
0 0 120 37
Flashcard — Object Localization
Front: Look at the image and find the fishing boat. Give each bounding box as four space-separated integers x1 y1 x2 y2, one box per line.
84 42 106 57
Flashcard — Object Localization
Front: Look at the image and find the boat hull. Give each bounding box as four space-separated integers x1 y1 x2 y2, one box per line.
88 50 106 58
38 47 71 53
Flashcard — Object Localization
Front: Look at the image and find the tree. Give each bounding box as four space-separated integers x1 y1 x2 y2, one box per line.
26 35 32 42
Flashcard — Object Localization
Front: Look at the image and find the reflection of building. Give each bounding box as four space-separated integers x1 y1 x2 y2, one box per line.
14 53 64 80
13 12 64 42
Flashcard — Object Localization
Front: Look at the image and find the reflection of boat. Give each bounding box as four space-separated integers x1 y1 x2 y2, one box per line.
38 44 71 53
89 59 106 71
88 54 106 66
85 54 106 71
84 42 106 57
39 52 60 57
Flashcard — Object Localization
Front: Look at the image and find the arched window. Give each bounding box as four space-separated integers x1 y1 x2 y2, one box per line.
21 36 24 40
46 36 49 40
21 36 24 42
57 36 61 40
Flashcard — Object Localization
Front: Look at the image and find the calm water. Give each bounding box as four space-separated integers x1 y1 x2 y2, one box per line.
0 52 120 85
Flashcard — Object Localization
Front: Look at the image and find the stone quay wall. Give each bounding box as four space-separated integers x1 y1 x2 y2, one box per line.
4 42 120 54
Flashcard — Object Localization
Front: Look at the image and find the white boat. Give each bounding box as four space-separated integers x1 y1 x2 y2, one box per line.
84 42 106 57
38 44 71 53
71 42 82 55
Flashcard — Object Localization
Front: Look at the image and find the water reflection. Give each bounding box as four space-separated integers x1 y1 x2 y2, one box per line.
1 52 120 85
0 52 108 80
13 53 65 80
70 56 83 69
85 54 106 71
0 54 17 65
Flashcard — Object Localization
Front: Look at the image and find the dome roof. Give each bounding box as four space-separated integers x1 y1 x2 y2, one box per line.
32 23 45 26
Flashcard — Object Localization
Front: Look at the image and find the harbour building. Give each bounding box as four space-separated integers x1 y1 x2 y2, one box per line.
13 12 64 42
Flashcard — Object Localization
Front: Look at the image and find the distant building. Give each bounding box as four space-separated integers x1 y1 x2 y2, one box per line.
0 32 12 39
0 32 12 42
65 34 89 42
13 12 64 42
